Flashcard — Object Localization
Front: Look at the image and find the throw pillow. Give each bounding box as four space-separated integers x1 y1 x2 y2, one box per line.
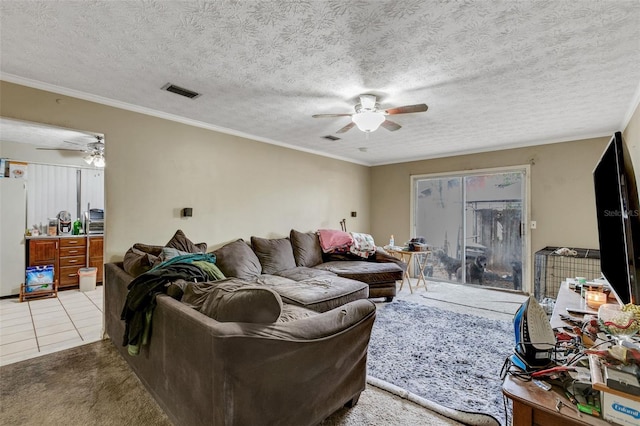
289 229 323 267
212 239 262 279
159 246 191 262
200 284 283 323
123 244 162 277
251 236 296 275
165 229 207 253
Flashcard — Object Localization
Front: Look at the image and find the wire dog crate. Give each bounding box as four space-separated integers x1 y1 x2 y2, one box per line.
534 246 601 300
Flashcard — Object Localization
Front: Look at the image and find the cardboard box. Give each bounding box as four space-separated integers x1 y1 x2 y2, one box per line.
601 390 640 426
590 354 640 425
8 161 27 179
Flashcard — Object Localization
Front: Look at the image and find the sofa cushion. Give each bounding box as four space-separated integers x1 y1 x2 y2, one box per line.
122 243 162 277
274 267 335 282
251 236 296 275
213 239 262 280
289 229 323 267
314 261 404 285
253 274 368 313
160 246 190 261
200 283 283 323
165 229 207 253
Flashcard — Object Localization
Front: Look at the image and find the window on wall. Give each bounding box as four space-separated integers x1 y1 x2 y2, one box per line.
26 163 104 229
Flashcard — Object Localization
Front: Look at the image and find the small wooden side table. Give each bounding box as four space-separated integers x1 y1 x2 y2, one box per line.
387 248 430 293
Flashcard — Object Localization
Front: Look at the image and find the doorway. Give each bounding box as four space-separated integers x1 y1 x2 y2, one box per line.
0 117 106 366
411 166 530 293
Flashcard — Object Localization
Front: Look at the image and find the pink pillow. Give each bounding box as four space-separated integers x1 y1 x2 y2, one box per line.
317 229 353 253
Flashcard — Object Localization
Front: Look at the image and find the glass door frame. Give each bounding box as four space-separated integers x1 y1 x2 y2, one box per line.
410 164 532 293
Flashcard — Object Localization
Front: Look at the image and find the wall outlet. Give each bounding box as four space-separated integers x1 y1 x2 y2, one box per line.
531 221 537 229
351 211 357 217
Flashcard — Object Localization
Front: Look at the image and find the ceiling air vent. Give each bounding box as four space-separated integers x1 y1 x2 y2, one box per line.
323 135 341 141
161 83 201 99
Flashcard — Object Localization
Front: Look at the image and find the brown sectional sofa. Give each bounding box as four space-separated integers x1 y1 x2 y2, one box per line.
105 229 403 425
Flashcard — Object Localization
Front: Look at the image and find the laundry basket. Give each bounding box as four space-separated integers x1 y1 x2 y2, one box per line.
78 267 97 292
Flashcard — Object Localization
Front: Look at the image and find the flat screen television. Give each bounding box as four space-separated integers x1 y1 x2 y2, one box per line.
593 131 640 305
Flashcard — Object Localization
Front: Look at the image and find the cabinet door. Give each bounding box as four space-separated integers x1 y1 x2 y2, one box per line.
88 237 103 258
89 237 104 284
29 239 58 265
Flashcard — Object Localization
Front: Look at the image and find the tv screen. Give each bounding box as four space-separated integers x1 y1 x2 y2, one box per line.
593 132 640 305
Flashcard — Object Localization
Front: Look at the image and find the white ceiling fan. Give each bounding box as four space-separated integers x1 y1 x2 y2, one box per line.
37 135 105 167
312 94 428 133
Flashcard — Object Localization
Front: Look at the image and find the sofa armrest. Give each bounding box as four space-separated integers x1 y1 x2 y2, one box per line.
208 299 375 425
373 247 407 270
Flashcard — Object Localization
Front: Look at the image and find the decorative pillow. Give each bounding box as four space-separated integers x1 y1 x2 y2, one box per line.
165 229 207 253
212 239 262 279
289 229 323 267
200 284 283 323
159 246 191 262
251 236 296 275
123 244 162 277
317 229 353 253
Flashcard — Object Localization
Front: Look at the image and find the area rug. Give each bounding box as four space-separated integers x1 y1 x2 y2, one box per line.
367 300 514 425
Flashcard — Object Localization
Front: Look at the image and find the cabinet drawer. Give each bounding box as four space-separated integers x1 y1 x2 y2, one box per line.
59 256 85 267
60 238 86 248
60 246 86 258
59 266 80 286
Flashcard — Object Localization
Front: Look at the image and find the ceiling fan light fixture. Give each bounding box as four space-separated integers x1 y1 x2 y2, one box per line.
93 155 105 168
83 155 94 165
352 111 385 132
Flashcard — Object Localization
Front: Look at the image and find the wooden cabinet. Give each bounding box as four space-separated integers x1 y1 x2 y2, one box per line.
27 235 103 290
88 236 103 284
28 238 58 268
58 237 87 288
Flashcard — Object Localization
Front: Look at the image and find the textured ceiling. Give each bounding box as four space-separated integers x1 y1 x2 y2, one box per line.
1 1 639 166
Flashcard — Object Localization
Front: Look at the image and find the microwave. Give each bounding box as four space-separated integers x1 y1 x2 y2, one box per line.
83 209 104 234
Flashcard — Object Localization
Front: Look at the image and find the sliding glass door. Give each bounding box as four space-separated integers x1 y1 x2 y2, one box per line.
413 167 528 292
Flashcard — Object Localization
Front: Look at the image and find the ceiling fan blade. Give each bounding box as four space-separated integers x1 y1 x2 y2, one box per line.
62 140 89 147
381 120 402 131
336 122 356 134
37 147 85 152
384 104 428 115
312 113 353 118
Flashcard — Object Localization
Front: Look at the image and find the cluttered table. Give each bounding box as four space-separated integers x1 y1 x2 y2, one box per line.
502 281 640 426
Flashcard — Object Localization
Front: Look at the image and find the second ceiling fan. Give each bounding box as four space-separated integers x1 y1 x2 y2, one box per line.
312 94 428 134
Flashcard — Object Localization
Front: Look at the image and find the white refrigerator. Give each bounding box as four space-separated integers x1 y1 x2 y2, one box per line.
0 178 27 297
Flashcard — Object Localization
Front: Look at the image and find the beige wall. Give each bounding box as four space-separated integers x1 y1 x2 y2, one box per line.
0 81 371 262
623 101 640 175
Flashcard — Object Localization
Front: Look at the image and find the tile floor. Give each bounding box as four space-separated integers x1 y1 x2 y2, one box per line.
0 286 104 366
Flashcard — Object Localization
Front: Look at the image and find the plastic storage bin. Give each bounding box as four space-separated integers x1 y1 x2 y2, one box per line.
78 267 97 292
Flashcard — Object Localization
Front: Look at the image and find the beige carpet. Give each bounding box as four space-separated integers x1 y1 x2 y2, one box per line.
0 340 461 426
